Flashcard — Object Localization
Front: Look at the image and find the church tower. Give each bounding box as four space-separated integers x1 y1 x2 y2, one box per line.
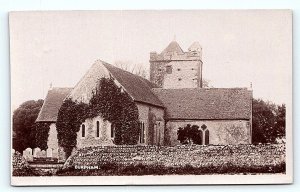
149 41 203 89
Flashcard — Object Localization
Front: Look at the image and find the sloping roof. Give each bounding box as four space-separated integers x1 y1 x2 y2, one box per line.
102 62 164 107
188 41 202 52
161 41 184 55
152 88 252 120
67 60 111 103
36 87 72 122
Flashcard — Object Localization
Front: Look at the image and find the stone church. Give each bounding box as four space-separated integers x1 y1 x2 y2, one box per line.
36 41 253 150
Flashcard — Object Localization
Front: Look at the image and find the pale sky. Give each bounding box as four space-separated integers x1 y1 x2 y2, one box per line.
10 10 292 109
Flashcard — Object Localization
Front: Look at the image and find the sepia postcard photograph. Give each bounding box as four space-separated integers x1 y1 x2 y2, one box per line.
9 10 293 185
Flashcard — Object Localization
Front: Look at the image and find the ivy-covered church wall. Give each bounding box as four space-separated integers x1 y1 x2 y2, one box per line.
34 122 51 150
56 77 140 157
76 116 114 148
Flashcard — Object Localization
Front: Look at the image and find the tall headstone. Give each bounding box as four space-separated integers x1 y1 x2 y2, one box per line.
23 148 33 161
41 150 47 158
58 147 66 162
52 148 59 159
33 147 41 158
46 148 53 158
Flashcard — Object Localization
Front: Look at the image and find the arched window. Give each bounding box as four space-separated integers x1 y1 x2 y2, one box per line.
201 124 209 145
111 123 115 138
199 130 203 145
96 121 100 138
205 129 209 145
81 124 85 138
139 122 145 144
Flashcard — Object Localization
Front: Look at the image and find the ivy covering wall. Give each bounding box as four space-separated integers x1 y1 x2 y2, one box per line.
148 111 156 145
56 77 140 157
34 122 51 150
56 99 88 157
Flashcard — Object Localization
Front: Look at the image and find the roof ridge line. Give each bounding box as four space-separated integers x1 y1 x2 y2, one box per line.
102 62 164 107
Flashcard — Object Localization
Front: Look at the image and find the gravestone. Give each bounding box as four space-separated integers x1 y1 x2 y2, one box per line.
23 148 33 162
58 147 66 162
12 149 15 154
33 147 41 157
52 148 58 159
47 148 53 158
41 150 47 158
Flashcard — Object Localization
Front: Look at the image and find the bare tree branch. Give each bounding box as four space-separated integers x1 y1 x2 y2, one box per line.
113 60 149 79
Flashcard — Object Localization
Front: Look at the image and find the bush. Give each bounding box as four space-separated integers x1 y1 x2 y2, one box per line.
177 124 202 144
252 99 286 144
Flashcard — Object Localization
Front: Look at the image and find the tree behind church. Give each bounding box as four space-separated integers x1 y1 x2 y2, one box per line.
252 99 286 144
12 99 44 152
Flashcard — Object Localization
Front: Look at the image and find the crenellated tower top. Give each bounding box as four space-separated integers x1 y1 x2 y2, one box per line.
149 41 203 89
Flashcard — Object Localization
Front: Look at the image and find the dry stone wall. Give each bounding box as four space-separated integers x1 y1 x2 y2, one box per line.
12 152 29 170
65 144 285 169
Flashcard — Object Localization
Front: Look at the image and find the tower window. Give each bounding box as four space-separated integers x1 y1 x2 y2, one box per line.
191 68 194 70
166 66 172 74
81 124 85 138
177 68 181 71
178 78 182 81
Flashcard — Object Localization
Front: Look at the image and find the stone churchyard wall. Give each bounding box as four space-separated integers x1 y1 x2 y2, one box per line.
65 144 285 169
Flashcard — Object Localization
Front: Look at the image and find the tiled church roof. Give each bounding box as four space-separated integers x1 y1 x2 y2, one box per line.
36 61 252 122
36 87 72 122
152 88 252 120
102 62 164 107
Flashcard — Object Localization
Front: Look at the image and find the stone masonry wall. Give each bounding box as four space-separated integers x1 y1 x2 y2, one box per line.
163 60 201 89
166 120 251 146
68 60 111 103
149 106 165 145
149 60 168 87
76 116 114 148
136 103 165 145
150 60 202 89
136 103 149 144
